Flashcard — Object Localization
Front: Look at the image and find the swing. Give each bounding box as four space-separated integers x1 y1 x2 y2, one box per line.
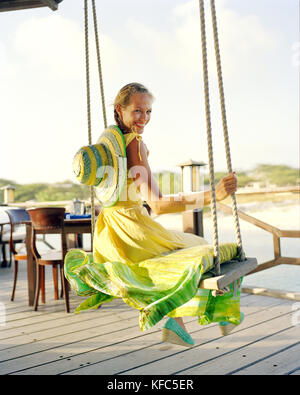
197 0 257 291
82 0 257 294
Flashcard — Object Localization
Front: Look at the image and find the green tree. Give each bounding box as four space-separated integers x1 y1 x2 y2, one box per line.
2 163 297 204
253 164 299 186
153 171 182 194
15 183 47 202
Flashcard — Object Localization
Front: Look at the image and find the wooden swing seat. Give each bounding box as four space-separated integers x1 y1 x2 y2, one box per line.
199 257 258 291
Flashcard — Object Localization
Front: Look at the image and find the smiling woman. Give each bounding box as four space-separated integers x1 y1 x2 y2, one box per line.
60 0 252 354
64 80 244 348
113 83 154 135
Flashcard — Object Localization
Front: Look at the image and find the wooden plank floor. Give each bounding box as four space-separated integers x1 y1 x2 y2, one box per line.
0 263 299 375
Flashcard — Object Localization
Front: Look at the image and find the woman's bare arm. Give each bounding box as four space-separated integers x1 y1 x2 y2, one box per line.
126 137 237 215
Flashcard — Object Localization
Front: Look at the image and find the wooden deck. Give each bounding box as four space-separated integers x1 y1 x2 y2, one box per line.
0 263 299 376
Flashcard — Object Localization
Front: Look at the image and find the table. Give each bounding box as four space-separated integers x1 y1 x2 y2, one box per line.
24 219 91 306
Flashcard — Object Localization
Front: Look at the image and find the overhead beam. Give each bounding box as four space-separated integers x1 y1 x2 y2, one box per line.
40 0 58 10
0 0 58 12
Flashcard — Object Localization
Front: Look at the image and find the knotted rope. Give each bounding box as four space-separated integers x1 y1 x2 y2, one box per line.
199 0 220 275
92 0 108 129
84 0 107 245
209 0 244 260
198 0 245 276
84 0 95 244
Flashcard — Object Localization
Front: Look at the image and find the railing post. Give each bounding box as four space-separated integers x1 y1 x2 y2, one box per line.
178 160 206 237
273 234 281 260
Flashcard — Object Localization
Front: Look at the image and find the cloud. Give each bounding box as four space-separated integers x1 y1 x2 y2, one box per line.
0 1 297 185
12 14 122 81
13 15 83 80
124 0 280 79
122 0 292 173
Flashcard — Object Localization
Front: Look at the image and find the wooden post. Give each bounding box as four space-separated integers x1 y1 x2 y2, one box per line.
1 185 15 204
178 160 206 237
273 234 281 260
158 173 163 192
170 173 174 195
25 223 36 306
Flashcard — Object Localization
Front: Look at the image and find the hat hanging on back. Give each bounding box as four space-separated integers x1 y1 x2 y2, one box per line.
73 125 127 207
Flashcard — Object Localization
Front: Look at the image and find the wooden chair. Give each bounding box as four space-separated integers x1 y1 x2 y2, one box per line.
5 209 30 301
0 213 11 268
27 207 70 313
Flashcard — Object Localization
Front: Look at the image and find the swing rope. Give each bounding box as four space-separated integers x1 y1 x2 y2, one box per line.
209 0 244 260
84 0 92 144
199 0 245 277
84 0 95 244
199 0 220 276
84 0 107 244
92 0 108 129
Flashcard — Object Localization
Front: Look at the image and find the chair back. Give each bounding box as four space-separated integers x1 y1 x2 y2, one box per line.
6 208 30 225
5 209 30 255
27 208 66 260
27 207 65 231
0 211 10 242
0 210 9 225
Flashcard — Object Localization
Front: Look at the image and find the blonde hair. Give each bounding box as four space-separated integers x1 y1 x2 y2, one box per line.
114 83 154 129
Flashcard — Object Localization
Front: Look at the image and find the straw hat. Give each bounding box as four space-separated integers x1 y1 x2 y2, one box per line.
73 125 127 207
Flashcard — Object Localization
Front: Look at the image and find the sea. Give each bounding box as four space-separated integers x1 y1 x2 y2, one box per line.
1 199 300 292
155 199 300 293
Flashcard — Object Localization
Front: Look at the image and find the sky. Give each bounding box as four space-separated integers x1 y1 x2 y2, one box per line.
0 0 299 184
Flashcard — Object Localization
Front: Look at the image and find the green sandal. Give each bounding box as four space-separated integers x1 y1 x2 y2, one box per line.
219 312 244 336
162 318 195 347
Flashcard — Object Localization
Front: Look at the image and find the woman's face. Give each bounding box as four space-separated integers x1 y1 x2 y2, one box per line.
116 93 153 134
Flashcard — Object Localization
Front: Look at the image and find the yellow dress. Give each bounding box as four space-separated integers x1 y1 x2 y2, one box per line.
93 131 208 266
65 131 242 331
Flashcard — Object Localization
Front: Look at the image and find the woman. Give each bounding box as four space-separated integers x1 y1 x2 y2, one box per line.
65 83 243 348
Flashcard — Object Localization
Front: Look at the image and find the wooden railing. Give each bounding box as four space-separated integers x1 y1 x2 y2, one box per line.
217 202 300 270
4 189 300 300
7 200 81 208
216 202 300 300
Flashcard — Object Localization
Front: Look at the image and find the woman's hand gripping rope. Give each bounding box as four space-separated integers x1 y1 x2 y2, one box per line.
215 172 237 202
